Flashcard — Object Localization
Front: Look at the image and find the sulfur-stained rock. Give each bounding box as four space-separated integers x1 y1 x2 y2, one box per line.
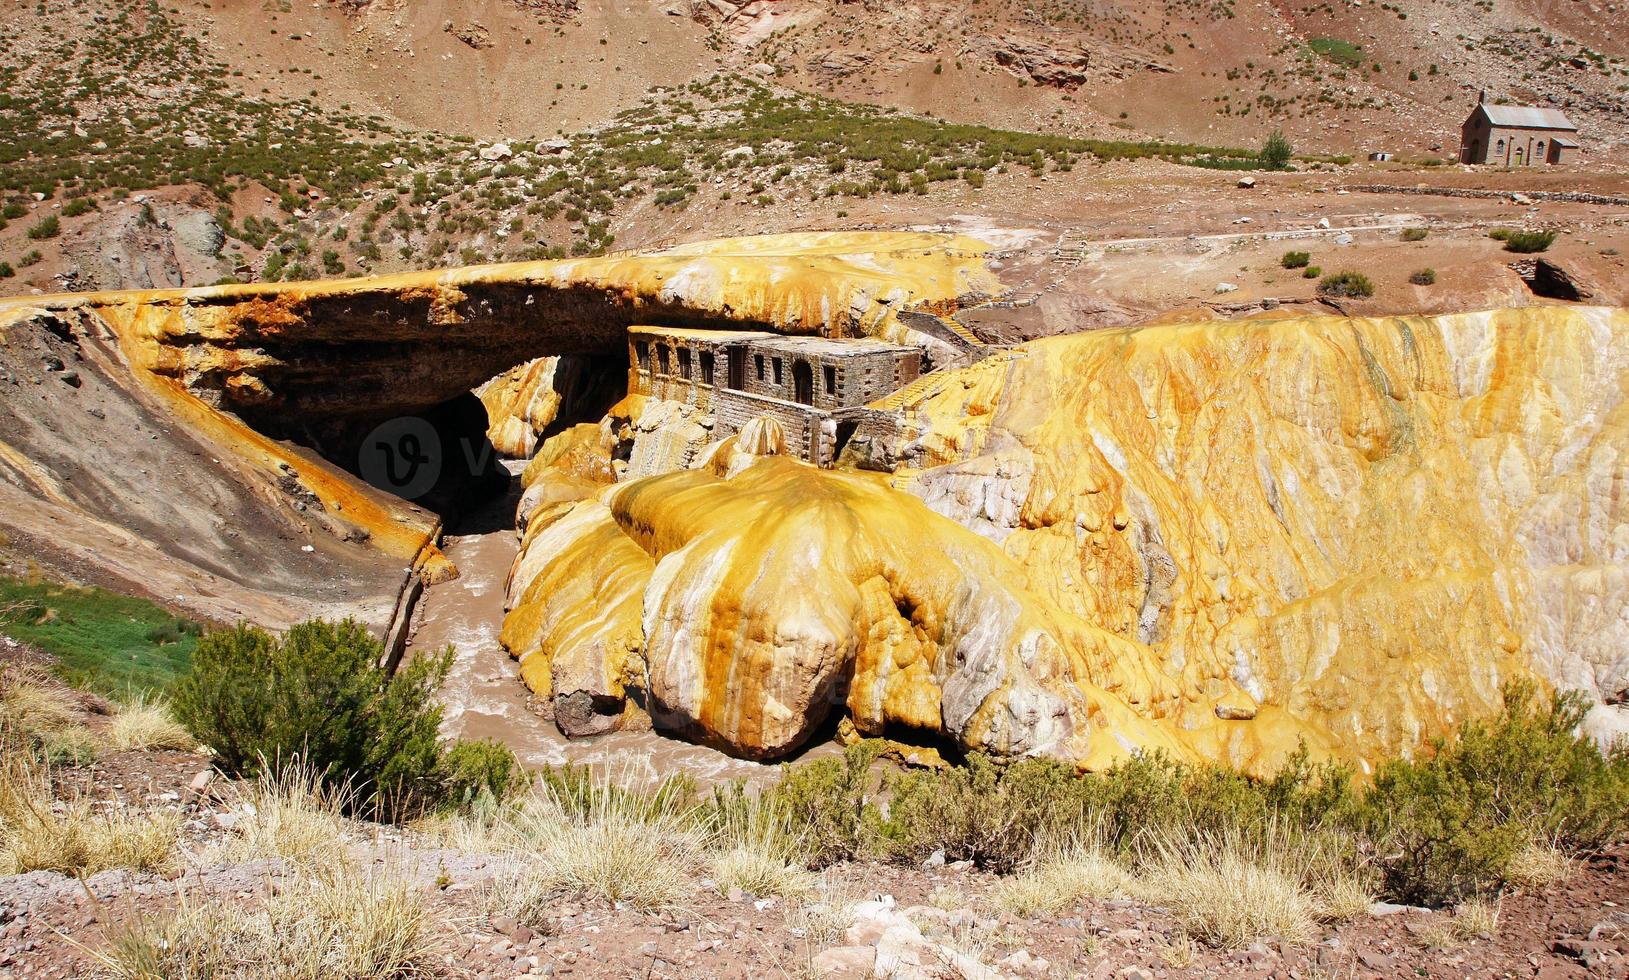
505 304 1629 772
896 305 1629 769
478 354 626 458
505 449 1212 763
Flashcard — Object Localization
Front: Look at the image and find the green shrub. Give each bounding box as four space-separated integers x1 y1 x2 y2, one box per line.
437 738 529 808
1 203 26 220
26 215 59 240
1260 129 1293 169
1410 268 1436 286
1364 684 1629 904
1503 229 1558 253
1280 250 1310 269
1303 266 1321 279
1400 227 1428 242
1318 270 1374 298
1488 228 1513 241
172 619 454 818
764 740 881 865
0 262 12 279
62 198 94 218
144 616 203 646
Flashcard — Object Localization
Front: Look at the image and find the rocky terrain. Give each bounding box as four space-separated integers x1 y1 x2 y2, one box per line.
1 0 1628 978
2 645 1627 980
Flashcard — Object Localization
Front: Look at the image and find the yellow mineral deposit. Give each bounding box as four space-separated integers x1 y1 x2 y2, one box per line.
505 303 1629 773
5 232 1626 774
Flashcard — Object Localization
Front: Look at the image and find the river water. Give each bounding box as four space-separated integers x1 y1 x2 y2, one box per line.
403 468 833 787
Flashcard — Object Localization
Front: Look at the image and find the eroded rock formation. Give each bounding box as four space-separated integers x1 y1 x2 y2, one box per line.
0 233 993 627
504 305 1629 770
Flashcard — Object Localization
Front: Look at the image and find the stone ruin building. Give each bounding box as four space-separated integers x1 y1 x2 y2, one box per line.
627 325 922 466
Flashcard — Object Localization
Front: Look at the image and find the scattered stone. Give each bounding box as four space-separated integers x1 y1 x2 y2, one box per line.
1214 282 1238 294
1238 176 1257 189
1368 901 1424 916
810 945 876 978
1357 950 1395 970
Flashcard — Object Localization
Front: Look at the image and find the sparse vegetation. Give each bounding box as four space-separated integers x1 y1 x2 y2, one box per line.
1280 250 1310 269
1401 227 1429 242
1317 270 1375 298
0 753 180 876
1501 229 1559 253
1410 268 1437 285
25 215 59 239
96 865 435 980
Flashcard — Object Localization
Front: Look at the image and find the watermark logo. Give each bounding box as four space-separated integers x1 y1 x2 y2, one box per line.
358 417 441 501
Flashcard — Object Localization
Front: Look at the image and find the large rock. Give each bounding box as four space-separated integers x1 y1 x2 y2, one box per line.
505 305 1629 770
0 233 993 624
505 440 1231 763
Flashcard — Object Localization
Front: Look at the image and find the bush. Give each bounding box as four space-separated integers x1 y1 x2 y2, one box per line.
1503 229 1558 253
765 740 880 865
1260 129 1293 170
1317 270 1375 298
437 738 529 808
62 198 94 218
1364 683 1629 904
1280 250 1311 269
1410 268 1436 286
1303 266 1321 279
172 619 455 818
1401 227 1428 242
0 262 12 279
26 215 59 240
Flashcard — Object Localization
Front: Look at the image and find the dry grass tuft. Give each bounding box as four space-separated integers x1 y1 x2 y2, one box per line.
785 875 858 947
1158 930 1197 968
1505 842 1572 891
482 866 559 931
107 695 195 752
710 805 812 900
206 762 351 866
96 865 435 979
0 670 76 739
1139 829 1322 948
1452 896 1501 939
0 668 92 762
1415 896 1501 950
989 841 1134 917
0 754 179 876
505 773 703 911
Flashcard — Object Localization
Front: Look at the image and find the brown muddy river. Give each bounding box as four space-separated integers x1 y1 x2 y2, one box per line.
403 469 835 786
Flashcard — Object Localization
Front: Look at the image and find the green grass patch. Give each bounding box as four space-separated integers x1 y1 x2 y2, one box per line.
0 574 199 695
1308 38 1364 68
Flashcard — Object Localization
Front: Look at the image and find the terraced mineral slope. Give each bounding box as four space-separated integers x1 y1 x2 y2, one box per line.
506 305 1629 772
0 232 994 630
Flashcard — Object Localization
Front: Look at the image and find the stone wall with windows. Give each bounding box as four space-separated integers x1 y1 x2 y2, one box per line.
626 325 922 465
